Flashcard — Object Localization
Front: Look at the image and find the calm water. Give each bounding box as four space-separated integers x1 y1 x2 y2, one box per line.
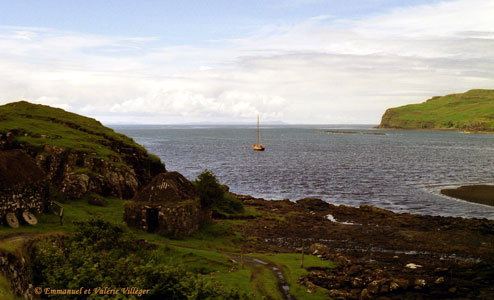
112 125 494 220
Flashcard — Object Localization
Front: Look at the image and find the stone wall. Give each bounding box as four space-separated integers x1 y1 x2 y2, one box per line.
0 183 50 224
123 200 211 237
0 250 34 300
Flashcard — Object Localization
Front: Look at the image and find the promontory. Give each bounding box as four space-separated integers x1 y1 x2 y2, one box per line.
378 89 494 132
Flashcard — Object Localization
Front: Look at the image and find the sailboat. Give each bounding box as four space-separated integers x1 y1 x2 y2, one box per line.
252 114 265 151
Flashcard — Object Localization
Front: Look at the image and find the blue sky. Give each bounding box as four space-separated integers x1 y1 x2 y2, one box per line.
0 0 493 124
0 1 440 43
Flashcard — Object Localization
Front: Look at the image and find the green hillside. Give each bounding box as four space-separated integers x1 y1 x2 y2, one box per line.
0 101 147 161
0 101 165 199
378 89 494 132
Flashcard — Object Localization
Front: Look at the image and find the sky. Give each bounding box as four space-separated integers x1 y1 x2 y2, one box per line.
0 0 493 124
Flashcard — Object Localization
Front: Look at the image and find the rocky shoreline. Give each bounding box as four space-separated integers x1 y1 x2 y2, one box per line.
232 195 494 299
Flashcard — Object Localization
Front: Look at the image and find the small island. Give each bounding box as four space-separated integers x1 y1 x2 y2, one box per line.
441 184 494 207
378 89 494 132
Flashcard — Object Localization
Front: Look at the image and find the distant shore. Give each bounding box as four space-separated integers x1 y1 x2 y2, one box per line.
441 184 494 207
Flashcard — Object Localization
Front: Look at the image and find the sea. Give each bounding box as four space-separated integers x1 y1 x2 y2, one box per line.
111 124 494 220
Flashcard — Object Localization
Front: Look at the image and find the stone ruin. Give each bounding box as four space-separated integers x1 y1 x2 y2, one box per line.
123 171 211 237
0 150 51 227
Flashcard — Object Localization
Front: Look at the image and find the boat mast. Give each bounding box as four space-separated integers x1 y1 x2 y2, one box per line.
257 114 260 145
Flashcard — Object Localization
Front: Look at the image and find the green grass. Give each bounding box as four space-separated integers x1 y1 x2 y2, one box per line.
379 89 494 131
254 253 334 300
0 195 334 300
210 269 253 296
0 101 150 167
0 275 22 300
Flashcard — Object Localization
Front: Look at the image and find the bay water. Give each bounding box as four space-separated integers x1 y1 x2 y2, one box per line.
112 125 494 220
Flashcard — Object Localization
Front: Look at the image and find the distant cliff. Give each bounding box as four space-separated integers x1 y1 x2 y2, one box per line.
378 89 494 132
0 101 166 200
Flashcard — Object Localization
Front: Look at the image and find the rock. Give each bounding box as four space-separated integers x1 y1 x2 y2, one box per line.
347 264 362 276
306 281 318 293
334 254 351 267
396 279 409 290
434 267 448 275
413 278 427 290
448 287 457 293
389 281 400 291
61 173 90 199
379 284 389 294
352 278 364 288
435 277 445 285
359 288 372 300
367 280 380 294
329 289 355 300
296 198 331 210
308 243 329 255
405 263 422 269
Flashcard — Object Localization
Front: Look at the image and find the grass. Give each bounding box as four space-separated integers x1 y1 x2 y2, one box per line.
379 89 494 131
0 198 246 297
0 101 150 167
254 253 335 300
0 275 22 300
210 269 253 296
0 195 334 300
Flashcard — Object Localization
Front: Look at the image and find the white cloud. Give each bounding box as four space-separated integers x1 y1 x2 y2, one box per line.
0 0 494 124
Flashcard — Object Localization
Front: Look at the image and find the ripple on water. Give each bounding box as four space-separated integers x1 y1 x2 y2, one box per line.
113 125 494 220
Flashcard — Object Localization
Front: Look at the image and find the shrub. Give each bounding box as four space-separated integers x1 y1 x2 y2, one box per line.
193 170 243 214
27 220 249 299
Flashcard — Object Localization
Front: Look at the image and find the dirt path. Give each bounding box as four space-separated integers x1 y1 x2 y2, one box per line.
0 232 40 243
229 254 295 300
168 242 295 300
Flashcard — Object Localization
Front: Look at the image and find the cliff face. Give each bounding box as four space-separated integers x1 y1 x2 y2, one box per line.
378 89 494 132
0 101 166 200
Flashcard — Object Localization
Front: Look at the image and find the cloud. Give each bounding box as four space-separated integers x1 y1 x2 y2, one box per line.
0 0 493 124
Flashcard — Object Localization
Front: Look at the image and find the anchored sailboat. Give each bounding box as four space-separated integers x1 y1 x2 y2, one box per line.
252 114 265 151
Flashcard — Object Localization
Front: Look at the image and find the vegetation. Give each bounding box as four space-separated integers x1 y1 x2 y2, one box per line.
254 253 334 300
193 170 244 215
0 102 332 299
27 220 249 300
0 101 154 165
0 275 22 300
378 89 494 131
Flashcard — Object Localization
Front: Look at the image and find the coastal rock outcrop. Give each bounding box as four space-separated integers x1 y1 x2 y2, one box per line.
0 101 166 200
378 89 494 132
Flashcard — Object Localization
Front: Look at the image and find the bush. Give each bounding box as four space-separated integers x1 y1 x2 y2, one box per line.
193 170 243 214
193 170 224 209
28 220 249 299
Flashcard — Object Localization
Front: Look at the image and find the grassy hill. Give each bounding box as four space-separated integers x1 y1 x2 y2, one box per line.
0 101 165 199
378 89 494 132
0 101 148 161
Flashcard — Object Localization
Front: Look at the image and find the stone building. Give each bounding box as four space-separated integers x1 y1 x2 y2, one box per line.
0 150 50 226
123 171 211 237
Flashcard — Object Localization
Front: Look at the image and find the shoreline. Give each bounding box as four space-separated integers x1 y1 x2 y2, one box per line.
374 126 494 134
440 184 494 207
232 195 494 299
